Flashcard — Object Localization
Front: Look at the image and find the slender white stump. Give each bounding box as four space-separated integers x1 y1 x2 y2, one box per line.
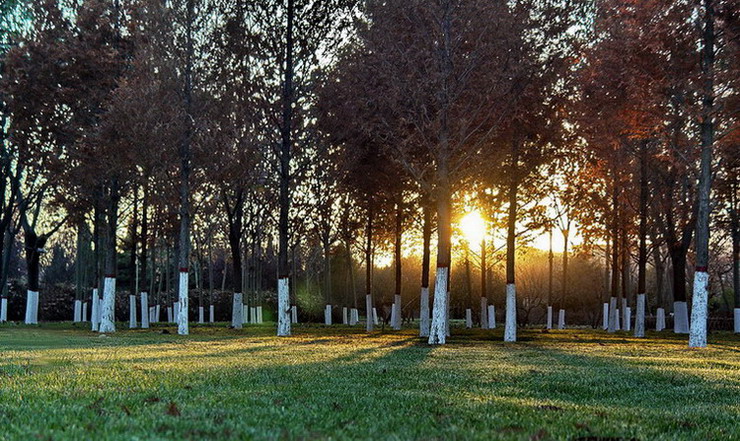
487 305 496 329
734 308 740 334
0 297 7 322
291 305 298 323
656 308 666 331
480 297 488 329
198 306 204 324
140 292 149 329
504 284 517 342
342 307 348 325
73 300 82 322
232 293 243 328
324 304 332 325
674 301 689 334
602 303 609 330
558 309 565 329
82 301 88 322
465 308 473 328
99 277 116 333
634 294 646 337
129 295 137 328
209 305 214 323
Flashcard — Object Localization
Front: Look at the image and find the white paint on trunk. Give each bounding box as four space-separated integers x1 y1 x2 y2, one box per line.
445 291 451 337
608 297 617 333
602 303 609 330
0 297 7 322
99 278 116 333
140 292 149 329
656 307 666 331
243 304 248 324
349 308 357 326
428 267 449 345
177 271 189 335
257 306 263 323
129 295 137 328
252 307 258 324
82 302 88 322
634 294 646 337
291 305 298 323
372 307 379 325
209 304 215 323
174 302 180 323
393 294 401 330
277 277 291 336
689 271 709 347
25 290 38 324
155 304 160 322
546 305 553 330
420 287 430 337
231 293 243 328
504 283 516 342
488 305 496 329
734 308 740 334
465 308 472 329
622 298 628 332
74 300 82 322
480 297 488 329
198 306 204 324
390 301 398 329
674 301 689 334
625 307 632 332
558 309 565 330
324 304 332 325
167 306 173 323
342 307 348 325
91 289 100 331
365 295 373 332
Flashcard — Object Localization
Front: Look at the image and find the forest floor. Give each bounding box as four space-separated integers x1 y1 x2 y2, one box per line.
0 322 738 440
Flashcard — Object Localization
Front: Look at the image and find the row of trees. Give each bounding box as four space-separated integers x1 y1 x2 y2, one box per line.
0 0 737 346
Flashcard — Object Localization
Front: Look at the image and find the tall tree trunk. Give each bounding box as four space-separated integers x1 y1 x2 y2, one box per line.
140 185 149 328
504 140 518 342
129 186 139 328
428 177 451 344
392 201 402 330
731 179 739 333
635 142 648 337
608 174 620 332
671 246 689 332
420 201 432 336
547 228 554 329
365 203 374 332
24 230 47 324
689 0 715 347
176 0 195 336
277 0 294 337
99 185 119 333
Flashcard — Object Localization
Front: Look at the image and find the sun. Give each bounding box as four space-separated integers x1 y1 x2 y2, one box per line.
459 211 486 247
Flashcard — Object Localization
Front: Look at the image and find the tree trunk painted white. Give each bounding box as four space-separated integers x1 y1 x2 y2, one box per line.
149 306 155 324
0 297 7 322
252 307 258 324
390 301 398 329
25 290 38 325
465 308 472 328
257 306 263 323
428 267 449 345
365 295 373 332
231 293 243 328
140 292 149 329
488 305 496 328
324 304 332 325
198 306 204 323
608 297 617 333
129 295 137 328
420 287 430 337
173 302 180 324
393 294 401 330
342 306 348 325
621 299 628 332
74 300 82 322
177 271 189 335
674 301 689 333
82 302 88 322
291 305 298 323
349 308 357 325
615 309 620 330
625 307 632 332
155 304 160 322
167 306 173 323
480 297 488 329
372 307 378 325
602 303 609 330
445 290 450 337
734 308 740 333
634 294 646 337
546 305 553 330
656 307 666 331
689 270 709 347
91 289 100 331
209 304 215 323
504 283 516 342
99 277 116 333
558 309 565 330
243 304 248 323
277 277 291 336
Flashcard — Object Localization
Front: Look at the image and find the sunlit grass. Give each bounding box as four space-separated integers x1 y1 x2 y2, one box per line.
1 322 738 440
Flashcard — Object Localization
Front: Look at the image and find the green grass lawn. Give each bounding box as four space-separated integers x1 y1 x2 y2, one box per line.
1 322 738 440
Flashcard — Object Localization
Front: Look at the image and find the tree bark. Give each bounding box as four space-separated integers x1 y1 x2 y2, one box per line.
420 201 432 336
